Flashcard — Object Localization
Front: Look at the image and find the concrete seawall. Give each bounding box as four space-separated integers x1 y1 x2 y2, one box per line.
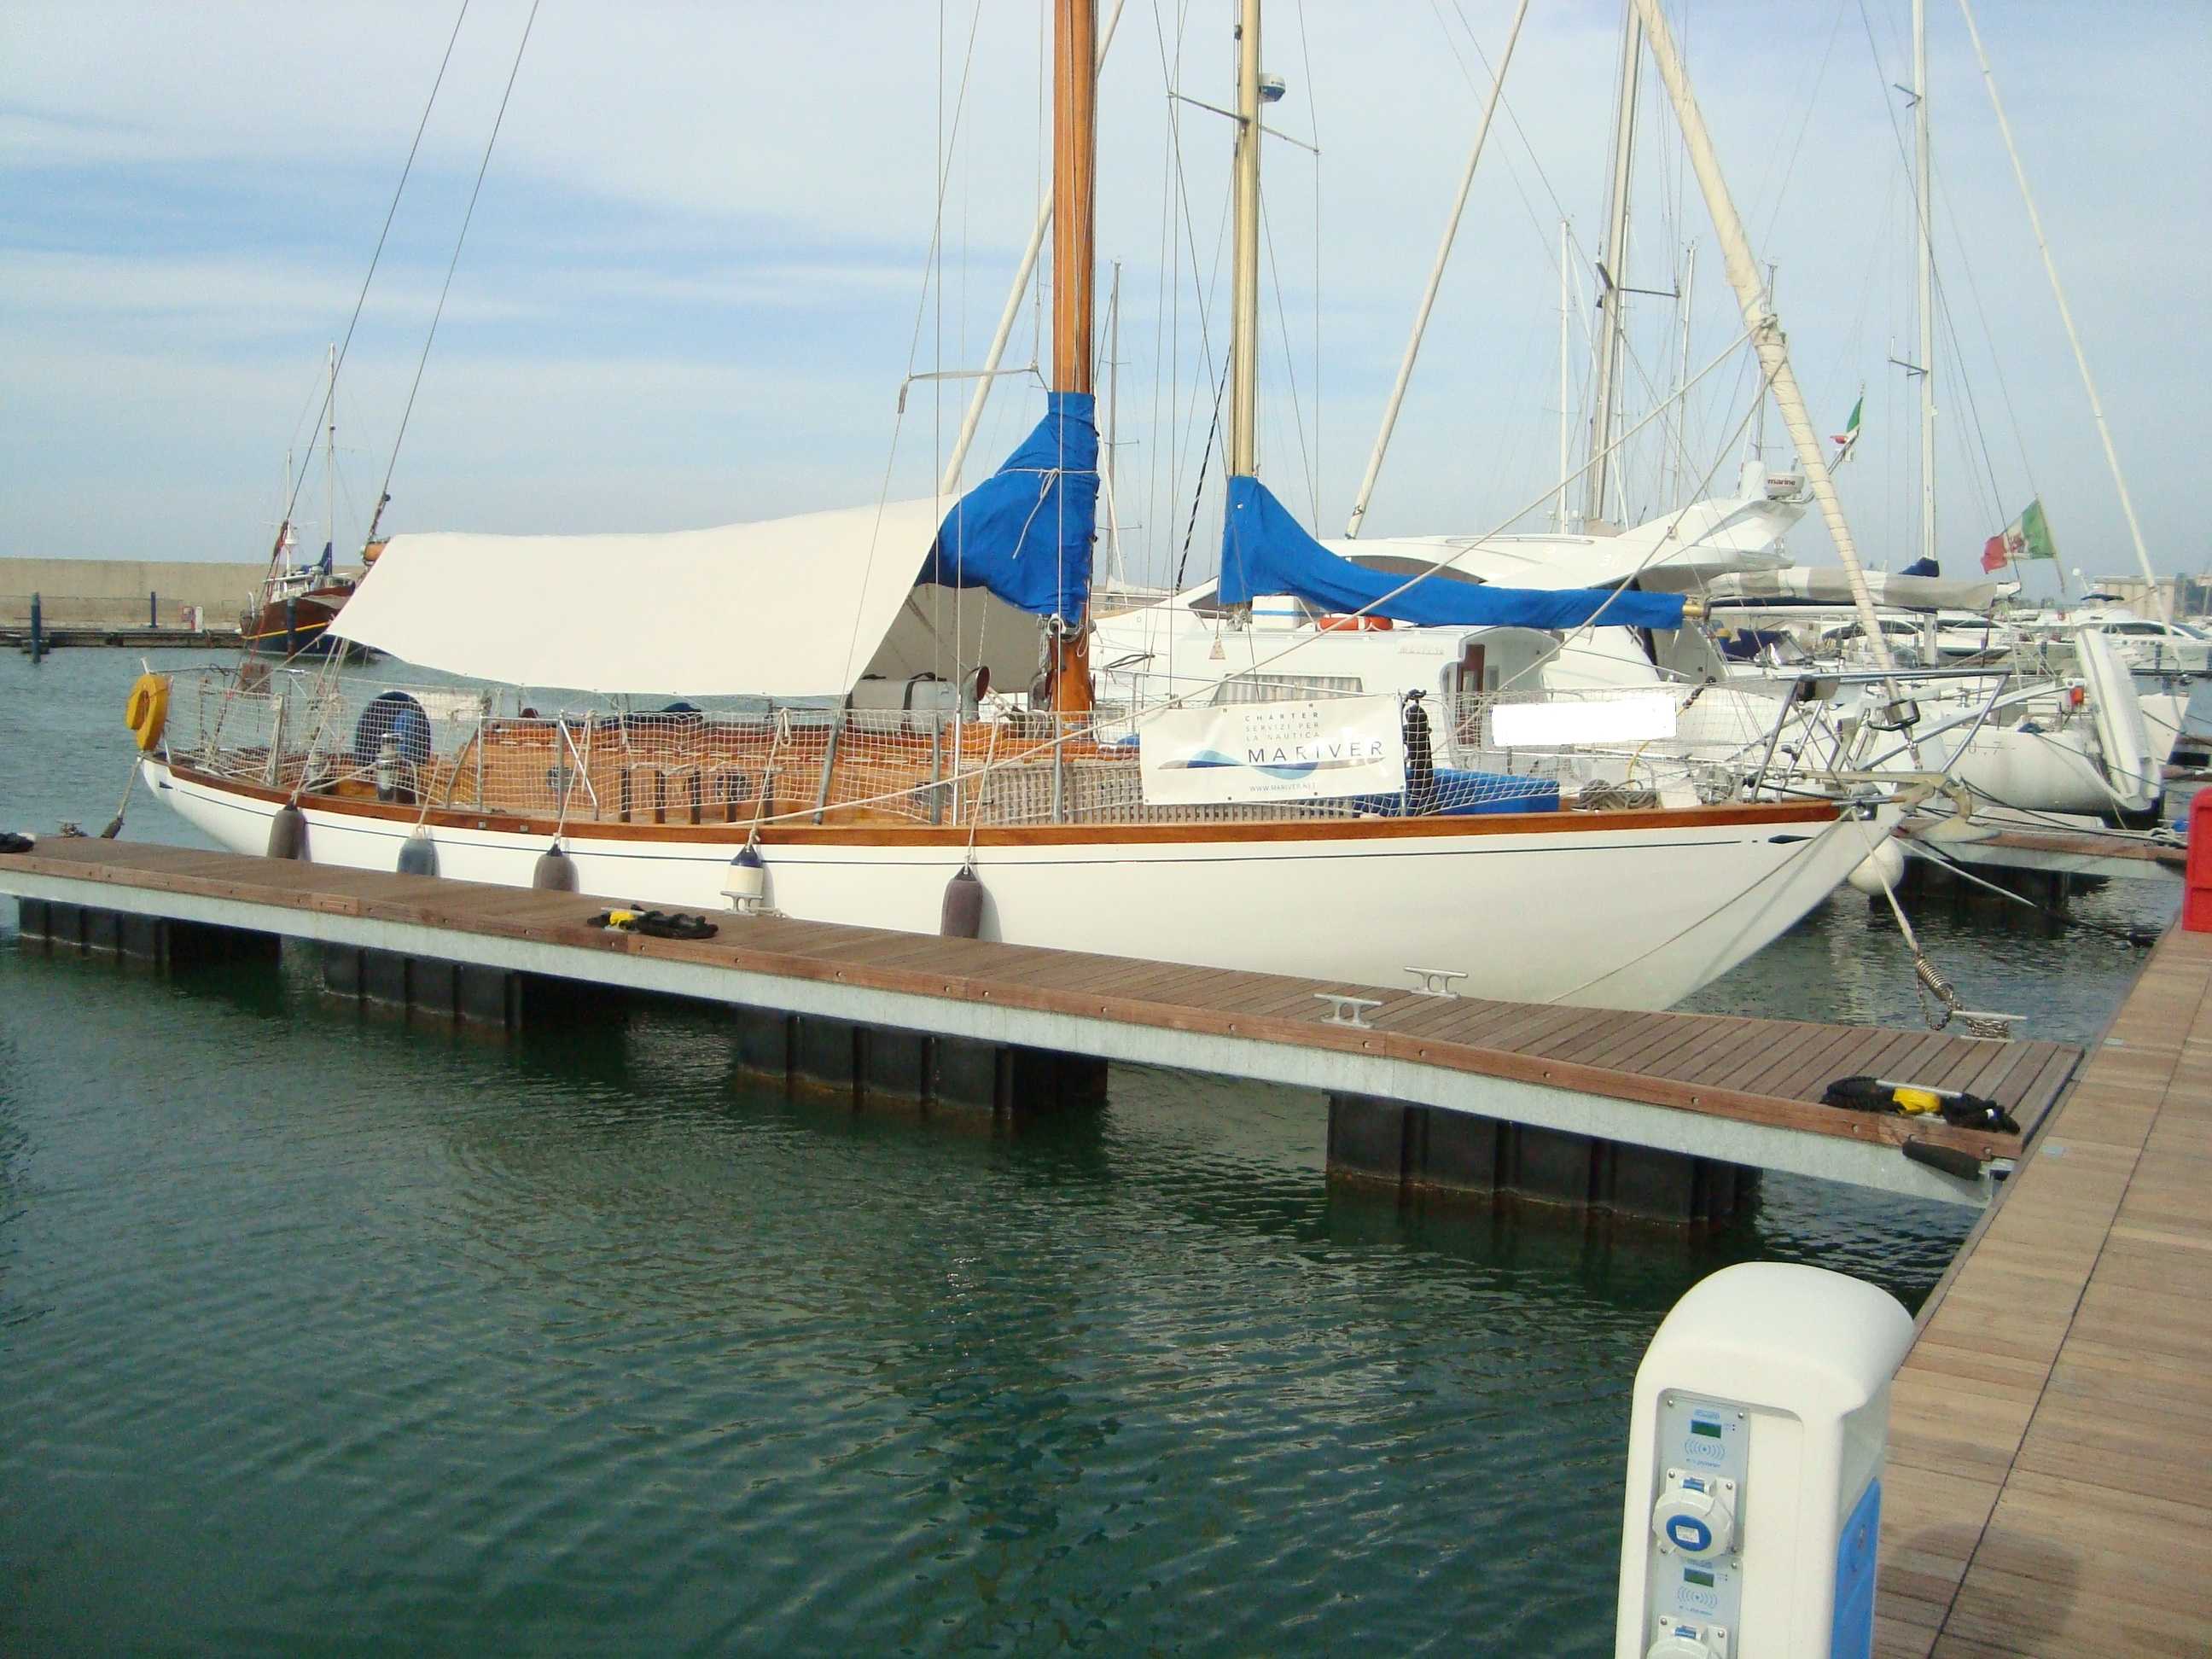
1 558 269 628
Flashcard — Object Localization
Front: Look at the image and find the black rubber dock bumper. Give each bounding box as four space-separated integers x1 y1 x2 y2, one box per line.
1326 1091 1756 1226
731 1004 1108 1118
15 897 281 969
317 941 602 1029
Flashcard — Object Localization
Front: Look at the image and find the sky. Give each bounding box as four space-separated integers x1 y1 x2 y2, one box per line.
4 0 2206 596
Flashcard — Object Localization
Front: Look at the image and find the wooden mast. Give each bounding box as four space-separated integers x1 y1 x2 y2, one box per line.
1228 0 1261 480
1046 0 1097 713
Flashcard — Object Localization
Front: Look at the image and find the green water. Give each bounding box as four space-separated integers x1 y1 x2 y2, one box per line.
0 649 2180 1654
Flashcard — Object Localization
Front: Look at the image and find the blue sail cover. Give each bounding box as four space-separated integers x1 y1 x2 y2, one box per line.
919 390 1098 620
1217 474 1687 631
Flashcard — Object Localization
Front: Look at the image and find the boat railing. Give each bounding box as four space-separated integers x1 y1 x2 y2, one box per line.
167 665 1878 829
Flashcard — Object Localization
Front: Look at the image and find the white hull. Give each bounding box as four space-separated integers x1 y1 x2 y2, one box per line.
1935 723 2124 818
148 760 1889 1011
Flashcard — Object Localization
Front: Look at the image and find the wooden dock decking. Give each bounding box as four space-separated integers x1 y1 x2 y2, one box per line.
1 839 2080 1208
1902 820 2187 882
1877 923 2212 1656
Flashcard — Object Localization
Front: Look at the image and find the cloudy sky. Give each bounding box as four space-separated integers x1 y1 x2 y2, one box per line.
5 1 2205 594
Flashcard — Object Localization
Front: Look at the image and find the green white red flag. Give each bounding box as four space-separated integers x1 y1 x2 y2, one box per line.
1981 498 2057 573
1830 393 1863 465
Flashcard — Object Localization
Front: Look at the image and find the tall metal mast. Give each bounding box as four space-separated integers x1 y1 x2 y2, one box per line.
1955 0 2165 618
1627 0 1896 669
1557 218 1573 530
1103 259 1124 584
1046 0 1098 712
1664 243 1697 507
1228 0 1263 480
1343 0 1529 536
324 342 337 568
1583 0 1643 530
1663 243 1698 506
1913 0 1937 570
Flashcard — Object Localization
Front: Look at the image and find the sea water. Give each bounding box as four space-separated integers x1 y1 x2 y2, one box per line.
0 649 2182 1654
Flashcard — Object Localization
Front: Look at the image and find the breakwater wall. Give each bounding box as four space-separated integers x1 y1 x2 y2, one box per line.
1 559 268 629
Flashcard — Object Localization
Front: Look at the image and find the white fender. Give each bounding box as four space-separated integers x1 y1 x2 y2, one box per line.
2076 629 2160 814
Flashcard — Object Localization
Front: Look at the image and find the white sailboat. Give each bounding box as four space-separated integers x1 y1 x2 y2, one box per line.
142 0 1909 1011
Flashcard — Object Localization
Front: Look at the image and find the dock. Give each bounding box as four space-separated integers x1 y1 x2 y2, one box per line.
1902 819 2186 885
1876 922 2212 1656
1 839 2081 1215
4 625 243 650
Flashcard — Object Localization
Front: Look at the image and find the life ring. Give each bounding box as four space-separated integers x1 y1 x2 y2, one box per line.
1317 614 1393 632
124 672 171 752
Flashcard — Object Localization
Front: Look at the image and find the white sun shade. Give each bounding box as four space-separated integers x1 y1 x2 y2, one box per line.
330 498 1045 698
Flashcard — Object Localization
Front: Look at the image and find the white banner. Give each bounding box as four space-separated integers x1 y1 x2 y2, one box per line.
1138 695 1406 805
1489 692 1678 748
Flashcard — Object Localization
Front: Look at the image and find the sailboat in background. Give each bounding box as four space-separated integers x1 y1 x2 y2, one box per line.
1763 0 2167 826
141 0 1912 1010
242 346 375 659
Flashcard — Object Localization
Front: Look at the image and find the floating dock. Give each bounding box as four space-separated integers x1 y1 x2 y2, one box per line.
1902 819 2186 886
1875 920 2211 1656
1 840 2080 1216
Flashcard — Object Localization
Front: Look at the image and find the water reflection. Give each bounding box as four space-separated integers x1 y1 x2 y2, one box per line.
0 648 2170 1655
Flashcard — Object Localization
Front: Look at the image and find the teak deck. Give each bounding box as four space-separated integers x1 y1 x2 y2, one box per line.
1875 922 2212 1657
2 838 2079 1173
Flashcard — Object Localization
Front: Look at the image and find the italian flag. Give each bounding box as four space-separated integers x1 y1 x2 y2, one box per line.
1831 393 1863 463
1981 498 2058 573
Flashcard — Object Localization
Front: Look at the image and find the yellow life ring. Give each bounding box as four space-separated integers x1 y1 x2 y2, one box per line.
124 672 171 752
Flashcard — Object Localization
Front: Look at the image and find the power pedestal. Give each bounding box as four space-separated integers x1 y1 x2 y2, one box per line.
1615 1262 1912 1658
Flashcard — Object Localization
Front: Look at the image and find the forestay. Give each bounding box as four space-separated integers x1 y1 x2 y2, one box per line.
329 499 1047 698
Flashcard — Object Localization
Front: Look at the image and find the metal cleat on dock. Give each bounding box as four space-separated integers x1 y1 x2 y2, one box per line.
1404 967 1467 998
1313 992 1383 1029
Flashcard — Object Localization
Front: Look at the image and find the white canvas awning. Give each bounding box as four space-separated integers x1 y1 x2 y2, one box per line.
329 498 1048 697
1691 568 2007 612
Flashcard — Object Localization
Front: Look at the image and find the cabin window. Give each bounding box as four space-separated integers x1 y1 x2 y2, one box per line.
1342 552 1490 588
1209 672 1363 706
1184 582 1231 618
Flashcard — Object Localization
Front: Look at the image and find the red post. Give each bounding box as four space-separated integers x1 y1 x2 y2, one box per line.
2186 791 2212 932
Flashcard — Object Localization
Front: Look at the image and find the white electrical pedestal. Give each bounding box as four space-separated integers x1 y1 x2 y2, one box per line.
1615 1262 1913 1658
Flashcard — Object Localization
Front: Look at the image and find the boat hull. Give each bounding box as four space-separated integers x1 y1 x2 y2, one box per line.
148 760 1887 1010
242 590 352 657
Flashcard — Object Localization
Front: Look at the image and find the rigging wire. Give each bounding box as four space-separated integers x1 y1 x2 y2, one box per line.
273 0 473 556
1173 361 1229 591
841 0 987 691
1745 0 1850 249
1852 0 2018 550
1260 195 1318 524
1147 0 1234 586
1149 0 1182 596
371 0 541 535
1175 321 1761 702
1930 161 2033 528
1294 0 1321 527
1429 0 1721 521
